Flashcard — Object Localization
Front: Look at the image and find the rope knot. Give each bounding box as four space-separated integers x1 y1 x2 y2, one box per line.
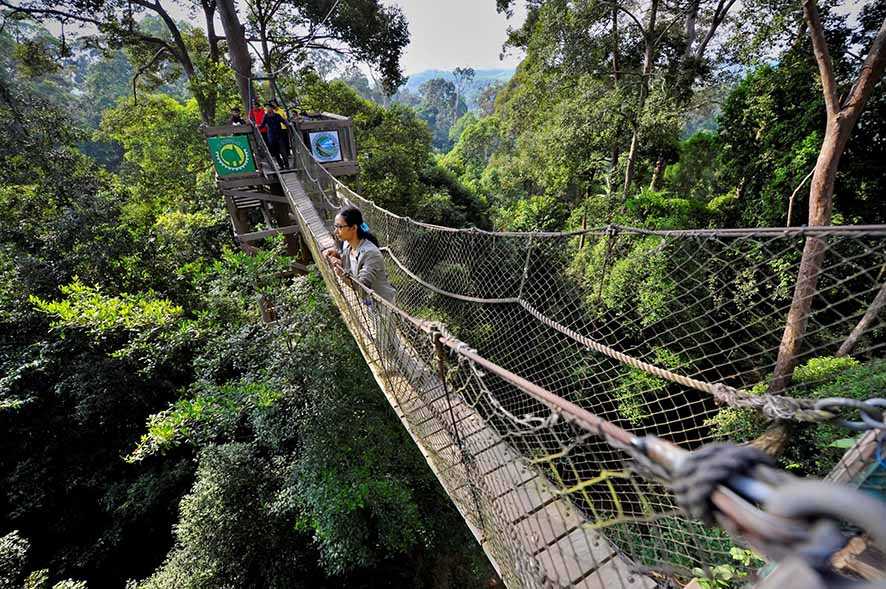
670 443 775 526
712 383 738 406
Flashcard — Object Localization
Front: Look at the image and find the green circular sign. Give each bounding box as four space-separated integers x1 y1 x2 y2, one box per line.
219 142 248 170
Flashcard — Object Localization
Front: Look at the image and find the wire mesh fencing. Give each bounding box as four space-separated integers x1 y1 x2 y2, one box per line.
277 133 886 588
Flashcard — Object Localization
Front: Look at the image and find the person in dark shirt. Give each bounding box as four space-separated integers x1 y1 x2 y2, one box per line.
229 107 245 125
271 100 291 162
263 102 287 168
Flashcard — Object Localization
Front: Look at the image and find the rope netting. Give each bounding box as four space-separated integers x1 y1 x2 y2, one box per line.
260 132 886 588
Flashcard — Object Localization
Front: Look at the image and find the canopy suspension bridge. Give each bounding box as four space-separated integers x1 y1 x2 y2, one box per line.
206 118 886 589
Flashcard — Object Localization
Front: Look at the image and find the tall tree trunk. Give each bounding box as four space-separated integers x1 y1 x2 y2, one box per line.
216 0 253 112
200 1 220 120
622 0 658 199
769 1 886 393
649 154 666 190
609 6 621 181
684 0 699 57
258 20 281 100
201 0 220 62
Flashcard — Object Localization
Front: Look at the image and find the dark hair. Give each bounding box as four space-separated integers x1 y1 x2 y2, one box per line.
338 206 379 247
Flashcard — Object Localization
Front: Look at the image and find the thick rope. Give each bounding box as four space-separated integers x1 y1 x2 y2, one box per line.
287 137 872 426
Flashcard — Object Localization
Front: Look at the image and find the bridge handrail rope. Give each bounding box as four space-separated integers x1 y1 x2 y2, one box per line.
240 113 886 587
312 216 886 588
285 125 886 429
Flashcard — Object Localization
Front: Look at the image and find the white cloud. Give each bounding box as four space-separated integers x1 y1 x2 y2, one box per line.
384 0 527 74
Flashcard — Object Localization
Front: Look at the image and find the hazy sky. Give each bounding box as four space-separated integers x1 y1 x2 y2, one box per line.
49 0 527 76
385 0 527 74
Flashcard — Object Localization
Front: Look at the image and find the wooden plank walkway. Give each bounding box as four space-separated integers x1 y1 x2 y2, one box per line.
232 167 657 589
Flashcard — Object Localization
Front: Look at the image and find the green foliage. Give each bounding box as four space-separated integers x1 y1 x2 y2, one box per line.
691 547 765 589
440 115 504 194
449 111 478 143
128 380 284 462
615 348 685 426
493 194 565 232
415 77 464 151
795 358 886 474
96 95 215 221
708 356 886 475
31 280 182 335
0 531 87 589
586 236 675 329
14 38 62 78
792 355 859 384
137 443 310 589
715 56 825 227
135 274 487 585
625 188 706 230
705 406 768 444
0 530 29 589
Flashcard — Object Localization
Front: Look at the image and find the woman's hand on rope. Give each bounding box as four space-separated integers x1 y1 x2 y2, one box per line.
322 247 345 276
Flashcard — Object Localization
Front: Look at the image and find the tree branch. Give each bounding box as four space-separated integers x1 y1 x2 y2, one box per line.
130 0 196 77
654 8 692 48
840 17 886 120
786 168 815 227
599 1 649 41
694 0 739 61
803 0 839 116
0 2 104 27
132 47 169 105
201 0 220 62
837 279 886 357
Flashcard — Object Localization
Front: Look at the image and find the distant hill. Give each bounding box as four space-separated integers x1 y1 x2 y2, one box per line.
398 68 515 110
402 68 516 92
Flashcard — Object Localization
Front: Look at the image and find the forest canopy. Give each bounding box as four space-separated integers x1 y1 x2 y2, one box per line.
1 0 885 586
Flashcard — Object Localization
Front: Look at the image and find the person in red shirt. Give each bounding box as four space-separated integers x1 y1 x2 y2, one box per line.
249 100 267 146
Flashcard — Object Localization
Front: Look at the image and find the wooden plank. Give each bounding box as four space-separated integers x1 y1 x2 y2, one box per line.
218 174 275 189
492 476 559 524
297 118 352 130
826 430 880 485
572 553 657 589
237 224 300 242
481 456 539 494
832 536 886 580
222 189 291 204
323 161 359 177
425 414 490 451
512 499 584 554
533 526 616 586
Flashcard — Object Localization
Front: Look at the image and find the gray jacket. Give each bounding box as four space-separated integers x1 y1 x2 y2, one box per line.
340 239 396 303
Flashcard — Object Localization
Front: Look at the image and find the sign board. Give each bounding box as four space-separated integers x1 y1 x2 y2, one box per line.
207 134 256 176
308 130 343 163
